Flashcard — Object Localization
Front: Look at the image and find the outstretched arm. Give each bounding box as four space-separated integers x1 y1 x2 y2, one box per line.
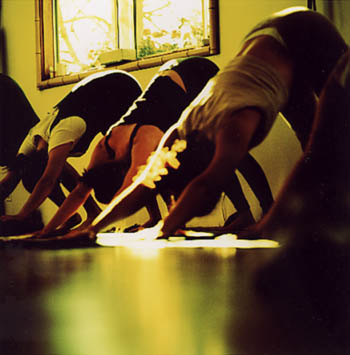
60 161 101 220
63 126 175 238
2 142 72 221
92 184 156 233
93 125 163 232
161 108 261 236
39 182 93 235
38 136 110 235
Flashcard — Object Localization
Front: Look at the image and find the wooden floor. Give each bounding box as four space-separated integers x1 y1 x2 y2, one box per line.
0 241 348 354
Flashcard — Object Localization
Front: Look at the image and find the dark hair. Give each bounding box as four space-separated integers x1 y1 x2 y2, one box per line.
156 130 215 199
81 162 128 204
6 152 48 193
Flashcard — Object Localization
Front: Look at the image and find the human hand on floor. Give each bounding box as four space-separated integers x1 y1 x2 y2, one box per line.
63 226 97 241
141 217 162 230
122 221 166 237
73 217 95 231
30 229 61 239
128 221 165 239
237 217 276 239
0 210 44 236
123 224 141 233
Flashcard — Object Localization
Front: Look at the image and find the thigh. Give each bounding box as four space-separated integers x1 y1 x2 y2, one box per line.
21 151 48 192
281 76 317 150
308 49 350 172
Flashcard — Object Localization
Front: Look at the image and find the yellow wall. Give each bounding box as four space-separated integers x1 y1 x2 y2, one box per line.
1 0 345 229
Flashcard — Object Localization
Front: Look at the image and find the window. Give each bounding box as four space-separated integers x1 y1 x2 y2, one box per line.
35 0 219 89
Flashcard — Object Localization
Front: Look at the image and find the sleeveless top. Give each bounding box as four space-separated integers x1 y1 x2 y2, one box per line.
80 124 141 204
108 57 219 133
245 7 347 94
50 70 142 155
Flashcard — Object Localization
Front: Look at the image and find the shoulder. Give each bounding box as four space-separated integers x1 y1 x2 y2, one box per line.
52 116 86 134
136 125 163 140
48 116 87 153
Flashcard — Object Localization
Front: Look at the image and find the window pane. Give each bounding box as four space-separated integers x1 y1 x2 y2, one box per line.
136 0 208 58
55 0 117 74
49 0 213 80
118 0 135 50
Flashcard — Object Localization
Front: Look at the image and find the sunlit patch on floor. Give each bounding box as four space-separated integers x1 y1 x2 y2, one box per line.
96 232 280 250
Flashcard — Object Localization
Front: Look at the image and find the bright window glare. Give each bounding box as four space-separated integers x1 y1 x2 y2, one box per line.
56 0 117 74
138 0 207 57
55 0 209 75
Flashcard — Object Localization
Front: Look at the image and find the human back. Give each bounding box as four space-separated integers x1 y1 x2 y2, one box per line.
52 70 142 155
245 6 347 94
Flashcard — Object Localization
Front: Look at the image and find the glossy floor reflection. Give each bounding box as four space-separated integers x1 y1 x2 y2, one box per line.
0 244 348 354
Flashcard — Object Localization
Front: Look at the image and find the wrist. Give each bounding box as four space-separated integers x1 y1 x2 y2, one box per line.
161 216 177 237
90 224 99 235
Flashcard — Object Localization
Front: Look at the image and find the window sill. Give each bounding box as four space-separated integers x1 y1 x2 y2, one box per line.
37 46 216 90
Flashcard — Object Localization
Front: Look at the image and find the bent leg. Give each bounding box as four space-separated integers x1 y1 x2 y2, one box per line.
221 153 273 233
237 153 274 215
254 50 350 342
259 48 350 240
21 151 47 193
281 76 317 150
59 163 101 221
221 173 256 231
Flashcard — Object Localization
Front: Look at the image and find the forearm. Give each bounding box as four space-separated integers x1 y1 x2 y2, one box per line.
83 195 101 219
93 184 153 233
18 143 73 218
42 184 92 234
61 162 100 217
18 176 56 217
145 195 162 225
161 176 222 236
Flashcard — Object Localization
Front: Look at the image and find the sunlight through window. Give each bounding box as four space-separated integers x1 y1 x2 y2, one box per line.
54 0 210 75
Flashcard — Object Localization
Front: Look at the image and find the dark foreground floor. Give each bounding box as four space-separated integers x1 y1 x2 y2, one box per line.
0 242 348 355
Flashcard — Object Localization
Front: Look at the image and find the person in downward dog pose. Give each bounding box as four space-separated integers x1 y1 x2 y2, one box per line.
35 57 218 235
37 56 274 237
0 70 142 235
61 6 348 241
